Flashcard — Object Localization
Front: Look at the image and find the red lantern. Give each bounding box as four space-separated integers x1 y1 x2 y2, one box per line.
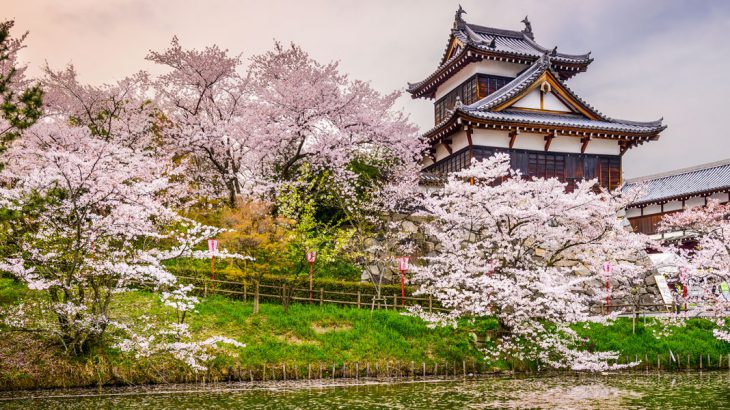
207 239 219 288
397 257 411 306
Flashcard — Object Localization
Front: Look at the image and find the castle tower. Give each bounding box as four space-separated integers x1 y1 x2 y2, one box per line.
410 8 665 190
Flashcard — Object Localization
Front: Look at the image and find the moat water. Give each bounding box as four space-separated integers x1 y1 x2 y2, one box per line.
1 371 729 409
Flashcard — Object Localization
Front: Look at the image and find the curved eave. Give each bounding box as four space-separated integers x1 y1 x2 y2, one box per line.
626 186 730 209
422 110 664 145
407 44 592 99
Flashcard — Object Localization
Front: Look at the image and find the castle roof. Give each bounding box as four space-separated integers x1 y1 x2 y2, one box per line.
422 55 665 145
625 159 730 207
407 11 592 99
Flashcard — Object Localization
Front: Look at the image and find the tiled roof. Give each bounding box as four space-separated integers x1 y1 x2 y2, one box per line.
624 159 730 206
407 18 592 96
463 109 665 134
457 23 592 65
417 56 664 137
419 172 447 186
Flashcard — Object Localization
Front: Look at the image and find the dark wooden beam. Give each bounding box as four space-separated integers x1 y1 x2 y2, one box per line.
544 132 556 151
443 139 453 155
508 129 519 149
466 127 474 161
619 141 632 156
580 137 590 154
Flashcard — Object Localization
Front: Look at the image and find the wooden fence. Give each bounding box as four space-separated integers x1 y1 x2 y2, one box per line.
172 275 687 317
175 275 449 313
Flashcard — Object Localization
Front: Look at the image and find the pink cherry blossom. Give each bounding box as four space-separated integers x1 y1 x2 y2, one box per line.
410 154 651 371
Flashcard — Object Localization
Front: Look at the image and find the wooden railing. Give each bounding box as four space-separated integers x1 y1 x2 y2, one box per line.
174 275 449 313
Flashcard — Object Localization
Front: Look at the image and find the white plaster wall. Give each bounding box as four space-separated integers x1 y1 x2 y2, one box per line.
549 135 582 154
511 89 541 109
434 60 524 100
626 208 642 218
471 129 510 148
512 133 545 151
710 192 729 203
644 204 662 215
543 92 572 112
686 197 706 208
584 139 620 156
451 130 469 151
434 143 450 161
663 201 684 212
644 205 662 215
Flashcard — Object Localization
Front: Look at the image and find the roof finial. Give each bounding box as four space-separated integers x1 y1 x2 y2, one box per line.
488 36 497 49
521 16 534 39
551 46 557 56
454 5 467 28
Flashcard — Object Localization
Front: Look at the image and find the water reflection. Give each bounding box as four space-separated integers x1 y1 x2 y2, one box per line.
1 372 729 409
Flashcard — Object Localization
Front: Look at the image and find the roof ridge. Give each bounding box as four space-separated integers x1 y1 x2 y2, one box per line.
608 117 664 127
519 33 592 60
465 23 524 39
626 159 730 184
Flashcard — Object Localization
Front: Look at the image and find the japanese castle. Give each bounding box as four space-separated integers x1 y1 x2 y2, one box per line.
411 7 666 192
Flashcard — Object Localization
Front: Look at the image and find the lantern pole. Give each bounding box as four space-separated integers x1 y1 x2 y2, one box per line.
309 260 314 302
208 239 218 290
306 251 317 302
602 262 612 314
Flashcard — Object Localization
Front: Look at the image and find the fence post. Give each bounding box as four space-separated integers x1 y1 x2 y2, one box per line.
357 291 361 308
393 293 397 309
204 283 208 298
243 282 247 301
319 288 324 306
429 295 433 313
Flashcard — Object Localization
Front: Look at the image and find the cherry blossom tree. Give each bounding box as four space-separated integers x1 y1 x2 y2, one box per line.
146 37 251 207
411 154 651 371
0 20 43 164
0 121 227 354
115 284 245 371
246 42 422 203
659 199 730 340
42 64 155 149
147 39 423 212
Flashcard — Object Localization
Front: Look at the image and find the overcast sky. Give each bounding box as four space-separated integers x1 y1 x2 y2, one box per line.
6 0 730 178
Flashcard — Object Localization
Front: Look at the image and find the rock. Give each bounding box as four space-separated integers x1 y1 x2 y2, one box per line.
401 220 418 233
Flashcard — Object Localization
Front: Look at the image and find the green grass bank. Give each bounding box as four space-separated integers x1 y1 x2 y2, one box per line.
2 277 730 391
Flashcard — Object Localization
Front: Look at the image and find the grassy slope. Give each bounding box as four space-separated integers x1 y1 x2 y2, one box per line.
577 317 730 366
0 278 485 390
3 277 730 390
